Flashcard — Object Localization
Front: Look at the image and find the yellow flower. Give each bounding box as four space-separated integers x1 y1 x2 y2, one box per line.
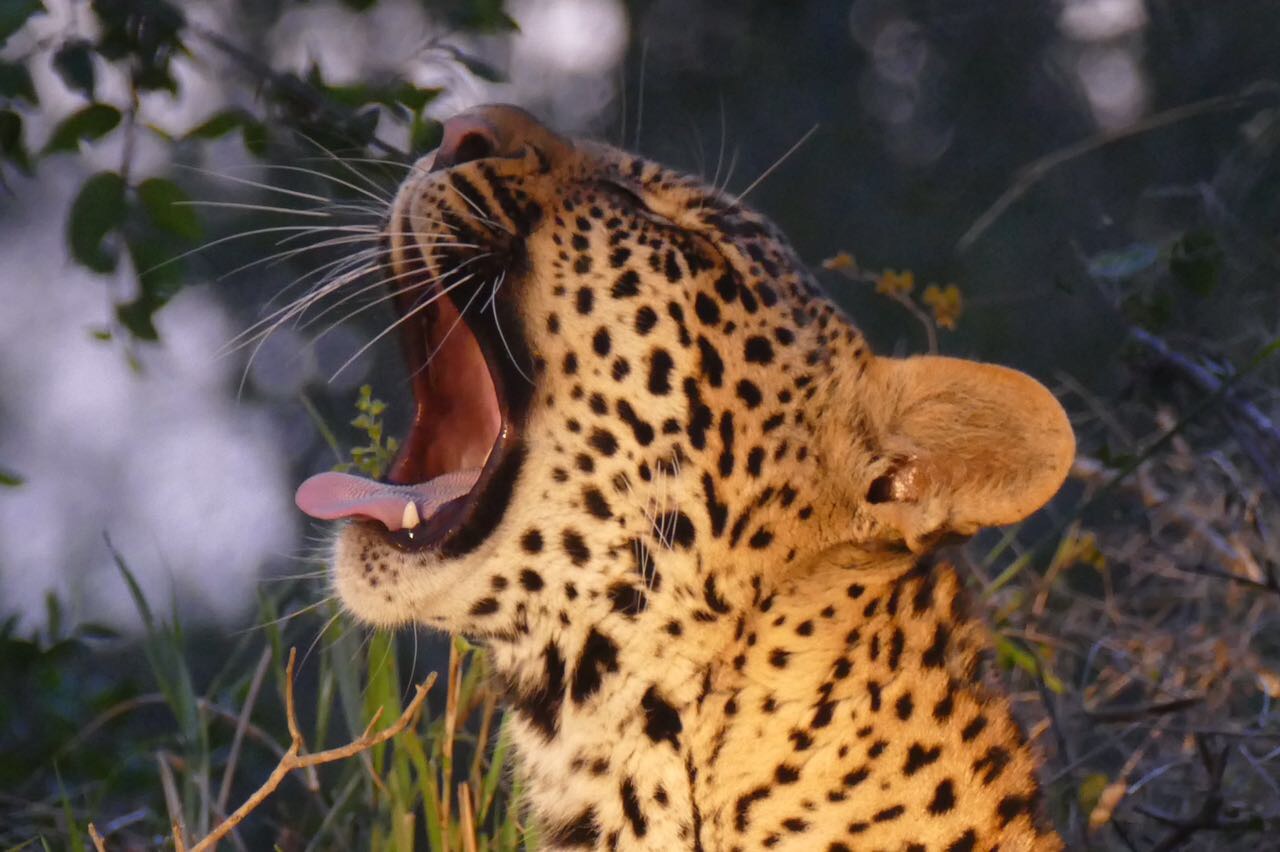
821 251 857 273
922 283 963 330
875 268 915 297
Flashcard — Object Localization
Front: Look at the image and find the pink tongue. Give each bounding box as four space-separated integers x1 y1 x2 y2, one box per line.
295 469 480 531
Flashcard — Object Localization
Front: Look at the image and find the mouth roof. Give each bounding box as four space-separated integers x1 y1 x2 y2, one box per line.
294 235 506 548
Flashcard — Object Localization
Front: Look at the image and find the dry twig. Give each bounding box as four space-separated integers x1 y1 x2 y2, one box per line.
86 648 434 852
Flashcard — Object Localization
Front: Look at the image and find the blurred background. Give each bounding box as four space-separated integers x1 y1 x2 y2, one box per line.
2 0 1279 849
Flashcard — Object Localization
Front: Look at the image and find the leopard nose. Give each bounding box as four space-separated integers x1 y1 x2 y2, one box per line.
431 104 570 171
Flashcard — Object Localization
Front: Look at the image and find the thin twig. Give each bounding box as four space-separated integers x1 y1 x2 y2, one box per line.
959 87 1278 251
216 646 273 814
179 648 434 852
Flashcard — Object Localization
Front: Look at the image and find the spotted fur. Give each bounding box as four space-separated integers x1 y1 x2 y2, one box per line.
328 106 1072 850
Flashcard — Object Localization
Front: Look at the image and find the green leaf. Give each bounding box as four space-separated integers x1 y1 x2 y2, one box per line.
51 39 95 100
74 622 122 641
1085 242 1159 282
409 113 442 154
116 233 185 341
0 109 31 173
0 465 23 487
42 103 121 154
67 171 126 274
0 0 42 45
0 60 36 103
136 177 201 240
186 109 268 156
453 0 519 35
241 119 268 156
186 108 251 140
1169 229 1223 296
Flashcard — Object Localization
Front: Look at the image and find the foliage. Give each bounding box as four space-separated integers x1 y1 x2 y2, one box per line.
0 392 527 850
0 0 509 346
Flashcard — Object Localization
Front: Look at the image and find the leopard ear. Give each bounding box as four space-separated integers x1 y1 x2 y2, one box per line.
860 355 1075 552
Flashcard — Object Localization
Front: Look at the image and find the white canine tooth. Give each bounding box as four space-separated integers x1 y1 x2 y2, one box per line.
401 500 421 530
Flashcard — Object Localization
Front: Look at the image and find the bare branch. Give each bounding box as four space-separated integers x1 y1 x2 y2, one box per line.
173 647 435 852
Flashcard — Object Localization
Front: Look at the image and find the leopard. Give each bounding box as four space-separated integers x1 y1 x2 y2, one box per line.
295 104 1075 850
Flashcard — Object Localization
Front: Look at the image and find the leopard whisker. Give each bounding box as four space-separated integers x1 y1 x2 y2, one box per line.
729 123 819 206
304 256 491 340
292 131 399 202
402 272 488 384
489 271 536 386
237 595 337 636
332 271 479 381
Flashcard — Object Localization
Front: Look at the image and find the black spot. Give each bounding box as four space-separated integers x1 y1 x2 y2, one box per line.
620 778 647 838
616 400 655 445
748 528 774 549
895 692 914 721
576 287 594 314
547 809 600 848
945 830 977 852
811 701 836 728
635 305 658 334
904 743 942 776
562 352 578 375
588 428 618 456
593 327 612 356
694 291 720 325
641 686 682 749
571 628 620 702
611 357 630 381
973 745 1011 784
663 249 681 282
702 473 728 537
746 446 765 478
697 336 724 386
775 764 800 784
997 794 1033 827
512 643 564 739
768 648 789 668
718 411 736 476
648 348 674 395
655 509 695 549
582 487 612 519
683 378 713 450
744 336 774 364
608 582 647 616
923 624 949 668
789 729 813 750
521 529 544 553
703 575 731 613
519 569 544 592
872 804 904 823
562 529 591 565
469 597 499 616
888 628 905 670
735 379 762 409
843 766 869 788
609 248 632 269
929 779 957 814
961 715 987 742
612 269 640 297
734 786 770 831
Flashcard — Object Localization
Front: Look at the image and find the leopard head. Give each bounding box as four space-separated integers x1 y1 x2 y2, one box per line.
296 105 1074 638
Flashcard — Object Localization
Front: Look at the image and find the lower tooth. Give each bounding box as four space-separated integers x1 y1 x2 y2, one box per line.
401 501 421 530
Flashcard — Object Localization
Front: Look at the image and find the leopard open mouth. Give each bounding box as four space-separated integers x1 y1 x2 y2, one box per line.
295 211 529 556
